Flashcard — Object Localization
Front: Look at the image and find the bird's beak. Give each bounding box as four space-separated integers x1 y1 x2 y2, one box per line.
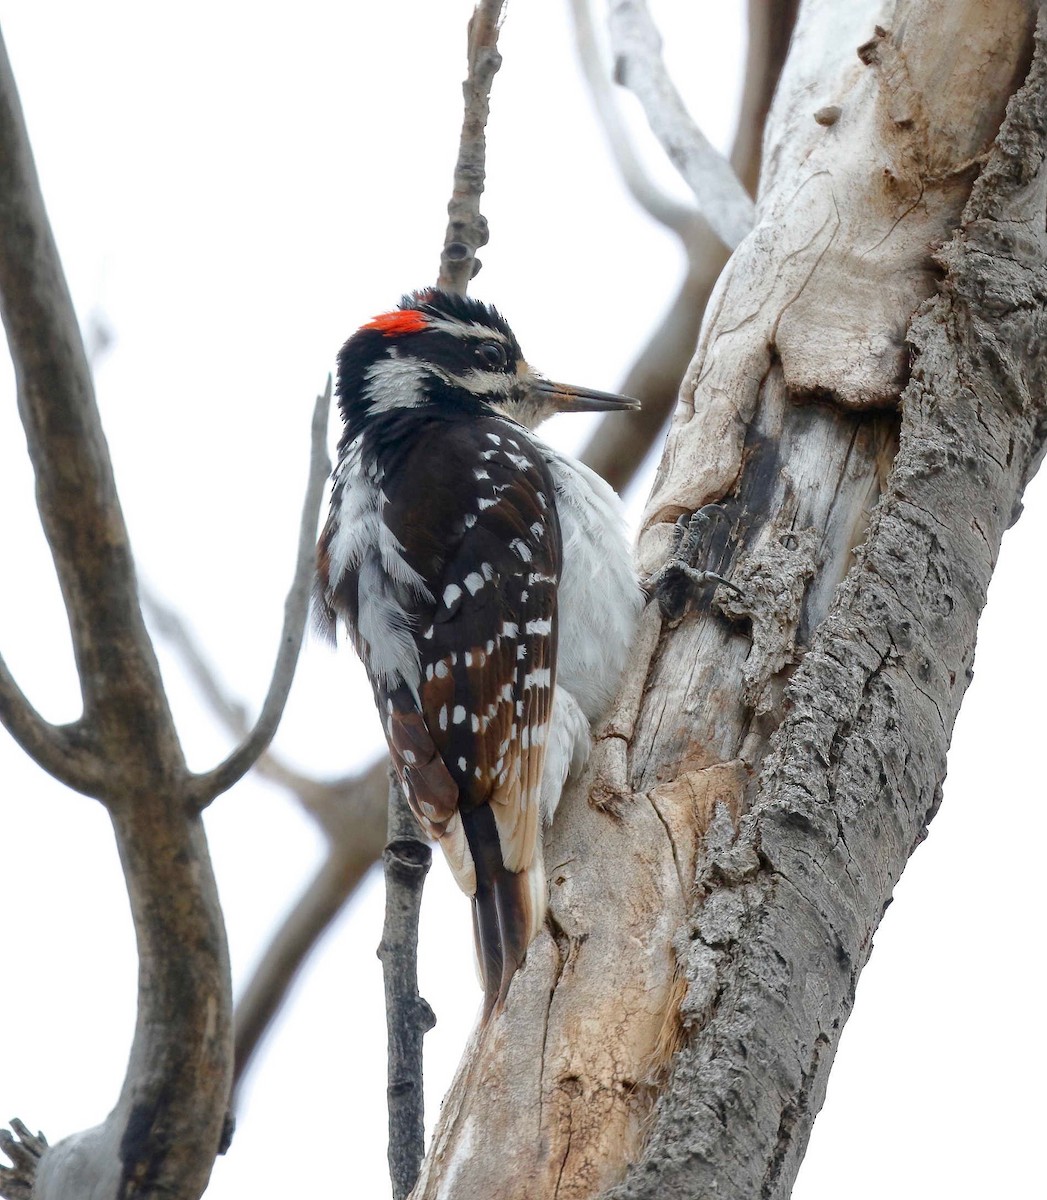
530 377 640 413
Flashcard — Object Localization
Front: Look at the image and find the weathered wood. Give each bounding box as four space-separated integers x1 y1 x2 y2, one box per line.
411 2 1041 1197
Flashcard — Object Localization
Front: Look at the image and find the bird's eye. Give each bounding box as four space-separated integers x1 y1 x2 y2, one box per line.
476 341 508 369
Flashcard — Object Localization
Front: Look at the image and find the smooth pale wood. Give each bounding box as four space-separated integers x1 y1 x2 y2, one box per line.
412 4 1039 1198
641 0 1030 562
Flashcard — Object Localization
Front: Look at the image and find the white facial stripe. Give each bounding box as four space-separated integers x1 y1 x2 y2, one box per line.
441 368 516 397
363 354 428 412
421 316 512 342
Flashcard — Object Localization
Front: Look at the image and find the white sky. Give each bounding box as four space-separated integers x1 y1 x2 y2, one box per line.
0 3 1043 1198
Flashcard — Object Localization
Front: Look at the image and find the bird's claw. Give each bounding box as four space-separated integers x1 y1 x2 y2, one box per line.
647 506 741 622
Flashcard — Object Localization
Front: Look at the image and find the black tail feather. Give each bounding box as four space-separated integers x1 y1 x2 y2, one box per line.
461 805 541 1017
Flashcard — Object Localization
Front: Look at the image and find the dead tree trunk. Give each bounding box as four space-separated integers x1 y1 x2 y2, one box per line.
412 3 1045 1198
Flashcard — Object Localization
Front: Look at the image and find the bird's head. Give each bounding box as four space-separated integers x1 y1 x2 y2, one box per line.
336 288 638 436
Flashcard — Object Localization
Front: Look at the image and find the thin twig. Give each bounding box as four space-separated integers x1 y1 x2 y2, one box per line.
189 377 332 808
437 0 508 294
379 772 436 1200
608 0 754 249
142 580 371 833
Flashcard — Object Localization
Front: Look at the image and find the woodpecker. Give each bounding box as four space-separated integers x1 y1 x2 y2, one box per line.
316 288 644 1013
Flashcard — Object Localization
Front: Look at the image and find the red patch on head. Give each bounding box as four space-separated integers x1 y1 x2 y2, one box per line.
363 310 428 337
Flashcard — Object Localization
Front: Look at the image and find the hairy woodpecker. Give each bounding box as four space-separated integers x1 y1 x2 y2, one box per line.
316 288 644 1013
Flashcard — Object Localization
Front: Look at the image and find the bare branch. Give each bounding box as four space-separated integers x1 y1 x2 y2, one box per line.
437 0 508 294
233 758 389 1091
608 0 754 250
379 774 436 1200
189 378 332 808
576 0 798 491
569 0 694 235
0 26 181 783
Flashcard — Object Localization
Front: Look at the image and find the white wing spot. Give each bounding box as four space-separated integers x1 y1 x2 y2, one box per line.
474 468 490 481
453 705 466 724
443 583 462 608
525 617 552 635
439 705 448 731
464 571 485 595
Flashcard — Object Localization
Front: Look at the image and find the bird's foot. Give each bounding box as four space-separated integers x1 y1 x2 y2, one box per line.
646 505 742 623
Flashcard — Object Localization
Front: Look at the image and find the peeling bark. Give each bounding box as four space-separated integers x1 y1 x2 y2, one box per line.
412 3 1044 1198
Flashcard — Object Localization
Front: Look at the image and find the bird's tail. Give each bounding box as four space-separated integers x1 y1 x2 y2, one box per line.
460 804 546 1019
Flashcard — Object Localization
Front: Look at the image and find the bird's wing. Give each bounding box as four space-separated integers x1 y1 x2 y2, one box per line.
328 415 561 1005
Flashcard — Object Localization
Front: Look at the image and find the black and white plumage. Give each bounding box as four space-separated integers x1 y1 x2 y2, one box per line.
316 288 644 1013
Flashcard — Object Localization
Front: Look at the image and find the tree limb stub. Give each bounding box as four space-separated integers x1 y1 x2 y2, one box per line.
409 3 1041 1197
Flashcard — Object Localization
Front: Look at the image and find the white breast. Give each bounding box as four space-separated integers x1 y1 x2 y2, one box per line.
543 450 644 723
